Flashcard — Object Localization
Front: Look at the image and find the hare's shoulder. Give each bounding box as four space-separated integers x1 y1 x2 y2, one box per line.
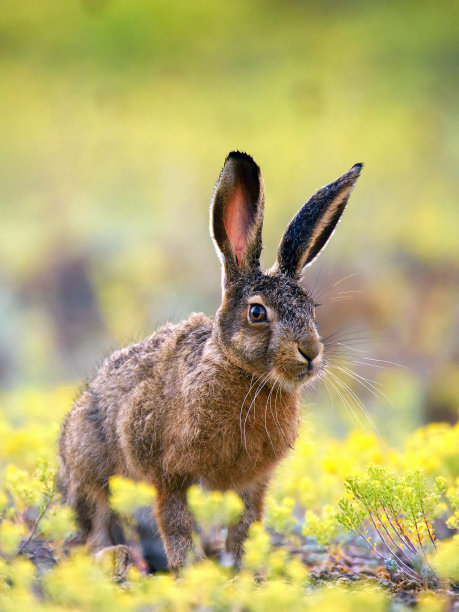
103 312 213 374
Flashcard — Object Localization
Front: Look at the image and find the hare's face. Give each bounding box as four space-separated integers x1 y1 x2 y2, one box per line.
216 271 324 388
210 152 361 390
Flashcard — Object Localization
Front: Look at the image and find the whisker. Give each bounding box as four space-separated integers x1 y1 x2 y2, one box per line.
309 262 325 302
239 373 258 446
324 371 361 427
330 296 357 302
337 364 386 390
326 369 383 440
265 379 278 456
322 376 335 414
328 360 385 386
341 359 387 370
324 339 377 350
327 370 378 434
321 327 370 343
324 371 368 431
243 372 271 456
358 356 407 369
310 272 360 303
328 350 407 370
334 342 371 352
323 335 376 349
331 273 360 288
272 376 288 444
332 365 393 406
330 290 363 303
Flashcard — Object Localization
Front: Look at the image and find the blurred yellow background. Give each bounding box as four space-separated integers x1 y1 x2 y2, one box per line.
1 0 458 441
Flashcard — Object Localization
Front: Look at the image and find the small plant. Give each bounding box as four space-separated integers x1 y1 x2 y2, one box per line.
445 477 459 532
187 486 244 530
337 465 447 584
303 505 341 547
109 475 157 516
0 459 68 556
265 496 297 535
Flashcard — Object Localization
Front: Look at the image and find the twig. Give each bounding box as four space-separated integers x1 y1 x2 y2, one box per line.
18 495 53 554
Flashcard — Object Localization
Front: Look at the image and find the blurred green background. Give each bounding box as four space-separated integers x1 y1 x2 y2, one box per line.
0 0 458 442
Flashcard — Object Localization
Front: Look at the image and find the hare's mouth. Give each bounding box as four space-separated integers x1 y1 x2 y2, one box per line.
296 368 318 383
296 355 322 378
295 359 324 384
272 348 323 388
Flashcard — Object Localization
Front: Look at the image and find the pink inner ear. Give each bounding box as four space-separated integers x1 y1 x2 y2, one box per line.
224 184 251 267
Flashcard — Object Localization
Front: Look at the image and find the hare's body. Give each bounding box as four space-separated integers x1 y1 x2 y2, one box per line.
60 312 298 494
59 152 362 571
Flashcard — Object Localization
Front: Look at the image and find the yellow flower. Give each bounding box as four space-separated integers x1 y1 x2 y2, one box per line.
109 476 156 515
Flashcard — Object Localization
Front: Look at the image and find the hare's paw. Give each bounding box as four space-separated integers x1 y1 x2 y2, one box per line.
95 544 135 582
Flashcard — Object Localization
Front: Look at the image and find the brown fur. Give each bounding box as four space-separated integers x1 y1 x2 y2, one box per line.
58 152 362 571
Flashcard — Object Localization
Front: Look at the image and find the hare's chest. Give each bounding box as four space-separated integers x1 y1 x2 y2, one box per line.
198 392 300 490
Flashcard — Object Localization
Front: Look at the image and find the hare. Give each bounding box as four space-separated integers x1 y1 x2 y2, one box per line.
58 152 362 572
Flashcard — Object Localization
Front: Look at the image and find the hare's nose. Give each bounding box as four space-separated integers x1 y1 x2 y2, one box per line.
297 343 321 369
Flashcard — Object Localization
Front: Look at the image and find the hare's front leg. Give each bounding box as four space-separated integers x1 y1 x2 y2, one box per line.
225 481 268 569
154 487 195 573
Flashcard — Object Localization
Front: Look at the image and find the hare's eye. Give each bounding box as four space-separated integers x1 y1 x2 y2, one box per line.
249 304 267 323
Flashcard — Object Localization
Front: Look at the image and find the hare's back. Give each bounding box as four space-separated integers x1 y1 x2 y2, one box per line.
99 313 214 480
97 312 214 393
60 314 213 483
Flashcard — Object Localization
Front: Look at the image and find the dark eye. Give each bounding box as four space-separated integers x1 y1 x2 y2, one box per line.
249 304 267 323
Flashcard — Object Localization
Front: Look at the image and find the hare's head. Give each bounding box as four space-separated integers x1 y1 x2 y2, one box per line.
211 152 362 390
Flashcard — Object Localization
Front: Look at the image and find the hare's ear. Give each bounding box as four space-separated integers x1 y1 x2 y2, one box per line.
275 163 362 278
210 151 264 286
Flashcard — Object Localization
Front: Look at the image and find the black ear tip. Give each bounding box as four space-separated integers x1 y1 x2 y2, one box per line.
351 162 364 173
226 150 258 166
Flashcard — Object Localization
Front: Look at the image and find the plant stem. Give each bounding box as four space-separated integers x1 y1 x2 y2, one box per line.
387 505 436 576
374 509 416 564
18 495 52 554
358 525 418 582
383 504 418 555
419 505 438 552
411 516 427 557
367 510 421 582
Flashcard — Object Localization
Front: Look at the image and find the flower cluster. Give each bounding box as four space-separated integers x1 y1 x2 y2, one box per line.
336 466 449 584
0 387 458 610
